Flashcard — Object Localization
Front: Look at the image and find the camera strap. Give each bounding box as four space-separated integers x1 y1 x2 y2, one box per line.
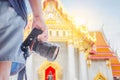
18 67 27 80
18 47 29 80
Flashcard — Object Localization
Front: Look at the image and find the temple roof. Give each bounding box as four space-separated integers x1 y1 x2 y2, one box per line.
88 31 120 77
89 32 114 59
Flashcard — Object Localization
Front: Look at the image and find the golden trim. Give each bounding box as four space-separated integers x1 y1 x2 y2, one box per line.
106 60 111 68
94 72 107 80
87 60 91 68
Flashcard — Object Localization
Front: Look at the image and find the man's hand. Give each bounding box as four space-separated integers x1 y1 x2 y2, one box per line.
32 16 48 42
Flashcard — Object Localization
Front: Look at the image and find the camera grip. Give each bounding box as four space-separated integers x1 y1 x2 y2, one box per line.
21 28 42 52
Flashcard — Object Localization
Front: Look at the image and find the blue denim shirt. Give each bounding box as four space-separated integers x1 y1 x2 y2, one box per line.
9 0 27 22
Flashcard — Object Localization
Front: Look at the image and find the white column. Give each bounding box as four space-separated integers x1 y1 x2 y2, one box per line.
68 44 76 80
26 53 33 80
79 51 88 80
107 61 113 80
107 68 113 80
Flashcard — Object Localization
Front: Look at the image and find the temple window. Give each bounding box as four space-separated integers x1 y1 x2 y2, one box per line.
56 30 59 36
49 30 52 36
63 31 66 36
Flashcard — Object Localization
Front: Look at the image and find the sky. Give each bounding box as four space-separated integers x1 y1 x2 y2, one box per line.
26 0 120 58
60 0 120 30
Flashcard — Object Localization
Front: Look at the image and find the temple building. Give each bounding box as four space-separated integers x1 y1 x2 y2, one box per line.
10 0 120 80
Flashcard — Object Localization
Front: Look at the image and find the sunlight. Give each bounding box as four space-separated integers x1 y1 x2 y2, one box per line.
73 16 87 28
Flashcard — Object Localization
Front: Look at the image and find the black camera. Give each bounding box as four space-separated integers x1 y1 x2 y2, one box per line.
21 28 59 61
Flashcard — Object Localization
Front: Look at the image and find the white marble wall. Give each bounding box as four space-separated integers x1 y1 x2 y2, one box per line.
26 53 34 80
79 52 88 80
88 60 113 80
67 44 76 80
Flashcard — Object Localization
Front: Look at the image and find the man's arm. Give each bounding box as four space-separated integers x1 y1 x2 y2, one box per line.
29 0 43 19
28 0 48 42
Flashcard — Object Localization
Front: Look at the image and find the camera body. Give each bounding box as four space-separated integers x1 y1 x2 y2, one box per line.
21 28 59 61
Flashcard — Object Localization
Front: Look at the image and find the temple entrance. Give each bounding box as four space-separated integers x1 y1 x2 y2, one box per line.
45 66 56 80
38 61 62 80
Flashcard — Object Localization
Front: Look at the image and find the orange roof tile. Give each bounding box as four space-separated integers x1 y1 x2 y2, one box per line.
89 31 114 59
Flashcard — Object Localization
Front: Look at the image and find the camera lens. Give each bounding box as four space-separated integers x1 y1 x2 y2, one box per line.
32 40 59 61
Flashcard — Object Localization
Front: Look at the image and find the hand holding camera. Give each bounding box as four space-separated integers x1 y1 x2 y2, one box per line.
21 28 59 61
